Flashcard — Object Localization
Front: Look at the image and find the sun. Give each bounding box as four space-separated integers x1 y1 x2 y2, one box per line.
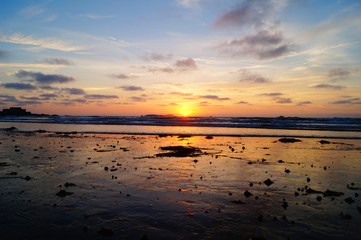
182 111 189 117
175 105 194 117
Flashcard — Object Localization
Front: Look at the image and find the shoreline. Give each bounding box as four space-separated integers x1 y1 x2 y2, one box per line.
1 121 361 139
2 128 361 140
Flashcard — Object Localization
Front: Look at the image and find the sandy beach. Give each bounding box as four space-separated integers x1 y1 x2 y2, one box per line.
0 130 360 240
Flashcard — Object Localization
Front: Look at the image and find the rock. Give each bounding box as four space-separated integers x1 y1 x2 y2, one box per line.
323 190 344 197
156 146 202 157
306 188 322 194
345 197 355 204
244 190 253 198
205 136 213 139
231 200 246 204
316 196 322 202
64 182 76 187
285 169 291 173
278 138 302 143
23 176 31 181
319 140 331 144
56 190 73 197
263 179 274 186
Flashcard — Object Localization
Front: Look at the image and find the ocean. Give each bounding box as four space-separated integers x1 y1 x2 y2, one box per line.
0 115 361 138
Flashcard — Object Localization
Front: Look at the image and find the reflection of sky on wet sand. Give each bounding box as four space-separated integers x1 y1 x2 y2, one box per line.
0 132 360 239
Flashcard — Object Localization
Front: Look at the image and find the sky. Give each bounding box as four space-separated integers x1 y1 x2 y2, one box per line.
0 0 360 117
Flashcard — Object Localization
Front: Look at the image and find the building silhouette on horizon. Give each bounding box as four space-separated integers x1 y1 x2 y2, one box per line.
0 107 32 116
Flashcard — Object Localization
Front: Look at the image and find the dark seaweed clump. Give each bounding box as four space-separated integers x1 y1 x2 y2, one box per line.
278 138 302 143
156 146 202 157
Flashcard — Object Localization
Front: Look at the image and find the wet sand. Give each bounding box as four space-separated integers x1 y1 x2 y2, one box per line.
0 130 360 240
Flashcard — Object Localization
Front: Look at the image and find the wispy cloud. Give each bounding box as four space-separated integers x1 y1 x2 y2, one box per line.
110 73 137 80
235 101 249 104
39 94 58 99
0 33 84 52
260 92 283 97
0 94 42 106
328 67 350 81
217 30 294 60
85 94 119 99
170 92 193 96
297 101 312 106
260 92 292 104
141 51 173 61
1 83 37 90
275 97 292 104
174 58 198 70
15 70 75 84
62 88 86 95
238 69 270 83
330 97 361 105
147 58 198 74
41 58 74 66
130 96 147 102
311 84 345 90
213 0 286 29
118 85 144 91
199 95 230 101
79 14 116 20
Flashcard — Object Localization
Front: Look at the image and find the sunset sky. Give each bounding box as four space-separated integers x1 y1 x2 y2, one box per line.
0 0 360 117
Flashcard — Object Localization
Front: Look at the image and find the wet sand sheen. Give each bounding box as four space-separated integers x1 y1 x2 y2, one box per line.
0 130 360 240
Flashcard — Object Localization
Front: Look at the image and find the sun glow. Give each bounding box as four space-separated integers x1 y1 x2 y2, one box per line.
176 105 194 117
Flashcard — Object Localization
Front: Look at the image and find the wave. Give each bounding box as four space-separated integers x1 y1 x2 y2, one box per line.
0 115 360 132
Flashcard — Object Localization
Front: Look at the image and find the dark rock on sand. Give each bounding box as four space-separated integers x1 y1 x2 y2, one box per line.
231 200 246 204
156 146 202 157
319 140 331 144
345 197 355 204
244 190 253 198
264 179 274 186
205 136 213 139
56 190 73 197
306 188 323 194
23 176 31 181
278 138 302 143
64 182 76 187
323 190 344 197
